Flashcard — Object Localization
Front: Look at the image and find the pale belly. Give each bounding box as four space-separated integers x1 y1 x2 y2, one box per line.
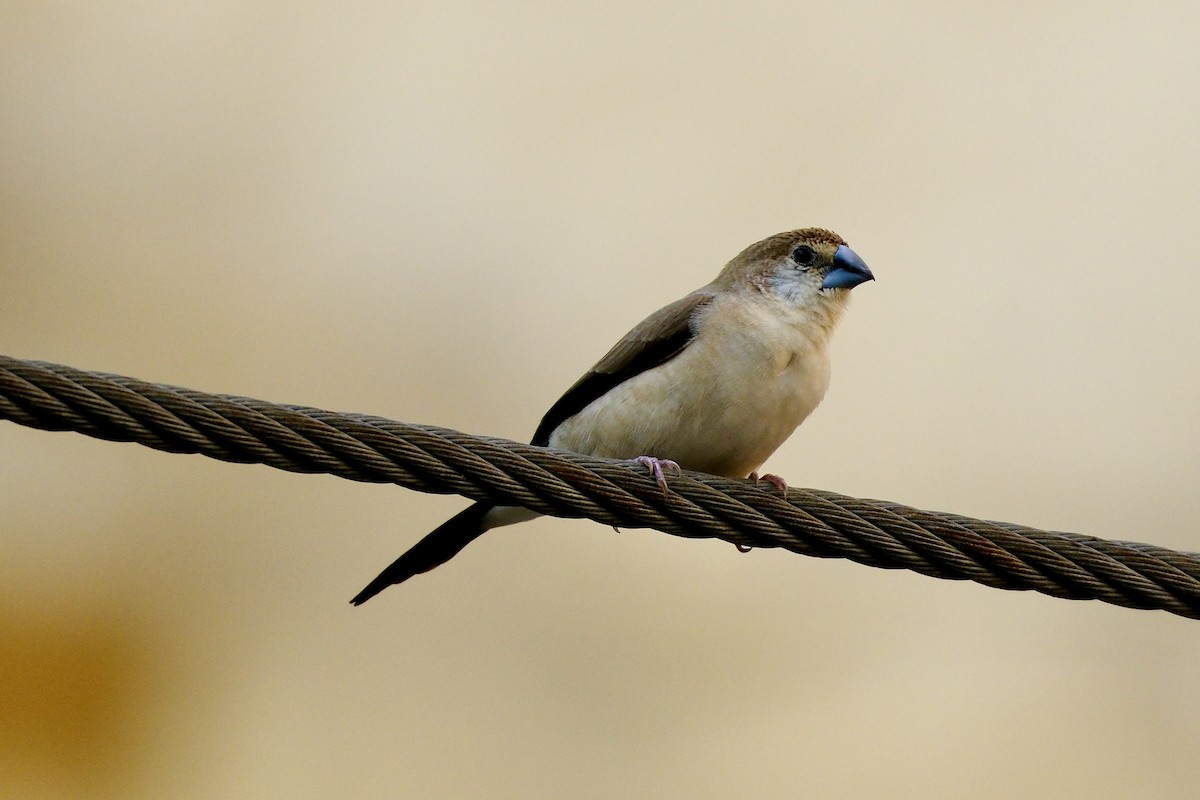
549 318 831 478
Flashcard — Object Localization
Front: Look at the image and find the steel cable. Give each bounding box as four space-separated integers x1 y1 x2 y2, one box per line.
1 355 1197 619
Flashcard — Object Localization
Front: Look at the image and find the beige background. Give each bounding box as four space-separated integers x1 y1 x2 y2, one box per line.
3 2 1199 798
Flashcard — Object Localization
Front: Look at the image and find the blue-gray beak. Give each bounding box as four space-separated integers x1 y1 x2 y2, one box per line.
822 244 874 290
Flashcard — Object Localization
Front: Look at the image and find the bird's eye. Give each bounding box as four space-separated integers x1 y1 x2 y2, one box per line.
791 245 817 269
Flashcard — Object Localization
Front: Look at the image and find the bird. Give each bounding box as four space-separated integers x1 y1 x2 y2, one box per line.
350 227 873 605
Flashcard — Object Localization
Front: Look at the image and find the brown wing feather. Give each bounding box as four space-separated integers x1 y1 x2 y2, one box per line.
530 291 714 446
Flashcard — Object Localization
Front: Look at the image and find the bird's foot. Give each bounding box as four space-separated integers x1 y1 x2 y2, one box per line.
634 456 682 495
750 472 789 499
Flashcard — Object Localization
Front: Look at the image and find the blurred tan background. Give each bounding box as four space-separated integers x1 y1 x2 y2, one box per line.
3 2 1200 798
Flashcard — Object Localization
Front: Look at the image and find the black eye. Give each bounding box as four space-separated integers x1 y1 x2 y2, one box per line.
791 245 817 268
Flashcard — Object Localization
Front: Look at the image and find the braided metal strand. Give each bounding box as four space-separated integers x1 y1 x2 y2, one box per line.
1 355 1198 619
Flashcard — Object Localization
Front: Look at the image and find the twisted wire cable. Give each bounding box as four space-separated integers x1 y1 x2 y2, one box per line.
1 355 1197 619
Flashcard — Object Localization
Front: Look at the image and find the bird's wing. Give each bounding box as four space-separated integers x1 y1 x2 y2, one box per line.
530 290 714 446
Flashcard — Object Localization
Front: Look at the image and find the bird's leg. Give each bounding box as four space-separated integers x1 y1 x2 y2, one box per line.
749 471 789 498
634 456 682 495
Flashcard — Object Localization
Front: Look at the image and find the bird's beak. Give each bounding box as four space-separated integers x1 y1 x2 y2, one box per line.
822 245 874 290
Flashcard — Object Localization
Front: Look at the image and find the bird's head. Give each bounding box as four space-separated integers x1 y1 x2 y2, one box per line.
716 227 874 325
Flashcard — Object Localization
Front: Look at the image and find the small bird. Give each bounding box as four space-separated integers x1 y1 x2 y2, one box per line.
351 227 873 604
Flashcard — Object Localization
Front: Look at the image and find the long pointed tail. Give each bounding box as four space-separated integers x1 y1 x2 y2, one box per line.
350 502 493 605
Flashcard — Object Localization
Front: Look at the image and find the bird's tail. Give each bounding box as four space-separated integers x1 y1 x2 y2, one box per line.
350 501 493 605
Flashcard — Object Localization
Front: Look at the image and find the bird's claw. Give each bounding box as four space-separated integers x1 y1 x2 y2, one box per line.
634 456 682 495
750 471 789 498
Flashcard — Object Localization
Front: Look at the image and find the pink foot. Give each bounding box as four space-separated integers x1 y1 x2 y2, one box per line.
634 456 682 495
750 471 789 498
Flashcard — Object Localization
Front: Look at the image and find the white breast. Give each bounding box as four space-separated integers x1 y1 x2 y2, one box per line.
549 291 833 478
